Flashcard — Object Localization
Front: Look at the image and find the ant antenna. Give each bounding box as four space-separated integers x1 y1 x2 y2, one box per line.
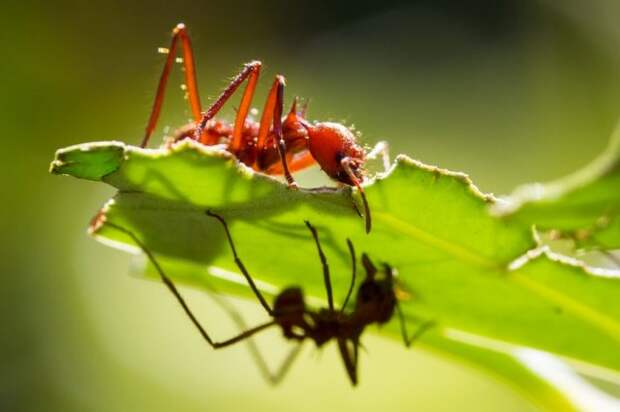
361 253 377 279
304 221 334 311
340 239 356 313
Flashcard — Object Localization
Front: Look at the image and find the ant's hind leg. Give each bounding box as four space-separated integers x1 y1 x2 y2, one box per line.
103 221 276 349
366 141 391 173
142 23 202 148
396 301 436 347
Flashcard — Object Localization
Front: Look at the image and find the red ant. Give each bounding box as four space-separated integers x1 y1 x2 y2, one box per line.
104 212 433 385
139 23 390 233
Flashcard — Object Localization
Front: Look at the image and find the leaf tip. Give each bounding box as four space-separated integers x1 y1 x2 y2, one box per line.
50 141 126 181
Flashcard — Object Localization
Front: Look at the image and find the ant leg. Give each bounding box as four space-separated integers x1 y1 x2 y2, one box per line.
206 211 274 316
210 321 277 348
255 77 279 150
265 151 316 174
247 341 304 385
366 141 391 173
256 76 298 188
340 239 357 313
104 221 276 348
342 157 371 233
194 61 262 144
304 221 334 311
337 338 358 386
141 23 202 148
395 301 436 347
199 280 303 384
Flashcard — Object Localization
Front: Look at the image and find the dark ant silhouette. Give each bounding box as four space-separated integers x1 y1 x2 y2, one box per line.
138 23 390 233
104 213 433 385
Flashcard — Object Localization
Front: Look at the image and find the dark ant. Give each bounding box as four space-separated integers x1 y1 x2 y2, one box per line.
139 23 390 233
104 212 433 385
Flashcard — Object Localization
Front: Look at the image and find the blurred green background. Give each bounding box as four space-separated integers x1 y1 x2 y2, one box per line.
3 0 620 410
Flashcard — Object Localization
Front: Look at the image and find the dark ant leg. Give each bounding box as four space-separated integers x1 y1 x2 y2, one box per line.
210 321 277 348
304 221 334 311
206 211 274 316
193 61 262 143
340 239 356 313
141 23 202 148
256 76 297 188
395 301 436 347
180 268 303 384
104 221 276 348
342 157 371 234
337 338 358 386
247 341 304 385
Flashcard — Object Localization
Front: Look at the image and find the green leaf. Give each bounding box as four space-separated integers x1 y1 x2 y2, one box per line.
51 140 620 410
50 141 125 181
591 216 620 250
492 124 620 244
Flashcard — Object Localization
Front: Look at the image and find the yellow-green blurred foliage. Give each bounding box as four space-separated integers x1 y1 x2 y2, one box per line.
3 0 620 410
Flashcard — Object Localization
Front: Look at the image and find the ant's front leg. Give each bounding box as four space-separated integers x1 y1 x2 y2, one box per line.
395 301 436 347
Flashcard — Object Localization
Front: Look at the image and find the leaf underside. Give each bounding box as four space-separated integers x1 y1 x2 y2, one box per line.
51 139 620 411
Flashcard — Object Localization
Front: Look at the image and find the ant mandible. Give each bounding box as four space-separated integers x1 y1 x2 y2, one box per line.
139 23 390 233
104 212 434 385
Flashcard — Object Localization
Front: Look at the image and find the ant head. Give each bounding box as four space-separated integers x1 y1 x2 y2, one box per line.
304 122 366 186
355 254 396 324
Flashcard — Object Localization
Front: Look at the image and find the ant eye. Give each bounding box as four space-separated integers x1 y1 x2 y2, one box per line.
334 151 345 163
